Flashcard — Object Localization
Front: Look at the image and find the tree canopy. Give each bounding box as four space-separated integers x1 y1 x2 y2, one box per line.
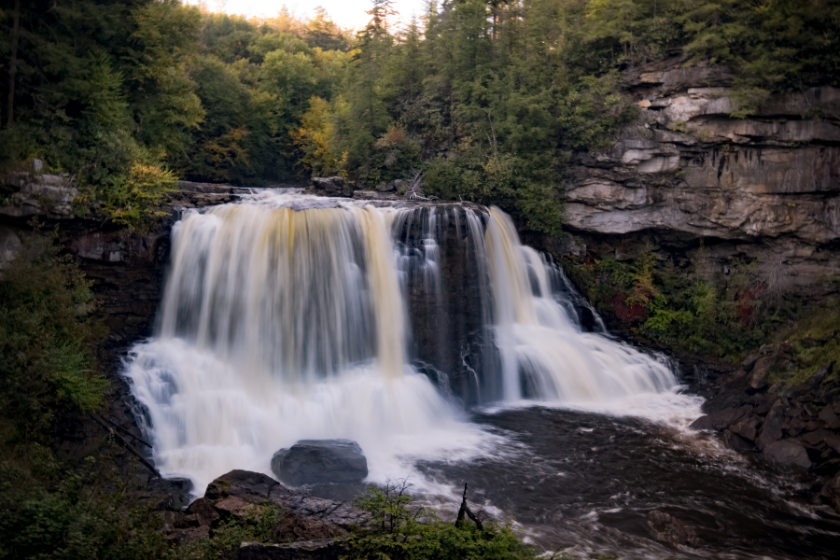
1 0 838 232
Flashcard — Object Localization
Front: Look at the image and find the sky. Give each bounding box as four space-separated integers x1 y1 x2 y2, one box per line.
186 0 429 30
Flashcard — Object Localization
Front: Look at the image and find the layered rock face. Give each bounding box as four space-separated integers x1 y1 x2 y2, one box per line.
562 59 840 290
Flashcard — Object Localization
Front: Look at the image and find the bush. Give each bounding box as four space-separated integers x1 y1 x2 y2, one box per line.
0 460 173 560
0 231 106 442
344 480 537 560
562 250 794 360
75 158 177 229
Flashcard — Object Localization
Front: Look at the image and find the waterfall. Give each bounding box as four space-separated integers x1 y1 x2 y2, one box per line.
483 207 675 403
124 191 679 492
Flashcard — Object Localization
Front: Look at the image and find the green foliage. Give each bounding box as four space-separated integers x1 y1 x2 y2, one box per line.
0 232 106 441
345 481 538 560
0 460 173 560
765 298 840 386
0 233 177 560
563 250 794 359
558 72 639 151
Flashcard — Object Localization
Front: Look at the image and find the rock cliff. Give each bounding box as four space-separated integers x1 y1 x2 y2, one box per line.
560 58 840 292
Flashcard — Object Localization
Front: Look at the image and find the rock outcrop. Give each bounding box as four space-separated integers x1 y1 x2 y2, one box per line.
162 470 367 549
0 171 78 219
558 57 840 292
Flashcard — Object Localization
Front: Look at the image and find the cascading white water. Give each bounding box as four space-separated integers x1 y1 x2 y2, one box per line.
124 191 685 494
124 192 490 493
483 207 676 403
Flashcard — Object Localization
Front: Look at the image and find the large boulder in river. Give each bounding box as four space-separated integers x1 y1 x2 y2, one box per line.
271 440 368 486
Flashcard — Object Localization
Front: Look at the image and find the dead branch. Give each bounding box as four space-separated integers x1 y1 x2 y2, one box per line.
94 414 152 448
91 414 161 478
455 483 483 531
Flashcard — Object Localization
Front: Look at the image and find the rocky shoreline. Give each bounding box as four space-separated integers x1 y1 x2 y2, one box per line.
690 355 840 515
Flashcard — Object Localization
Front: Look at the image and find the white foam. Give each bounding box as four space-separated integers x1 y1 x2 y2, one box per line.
125 338 498 495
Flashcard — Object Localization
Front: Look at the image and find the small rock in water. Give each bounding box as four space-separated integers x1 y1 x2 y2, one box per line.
646 510 699 547
271 439 368 487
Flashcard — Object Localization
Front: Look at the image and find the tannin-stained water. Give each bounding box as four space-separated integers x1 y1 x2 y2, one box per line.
420 406 840 560
123 190 840 558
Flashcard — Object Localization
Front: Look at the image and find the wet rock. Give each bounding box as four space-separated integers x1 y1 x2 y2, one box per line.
232 539 344 560
763 439 812 470
307 177 350 197
748 357 774 390
819 473 840 513
756 401 785 450
801 429 835 449
730 415 760 441
783 416 809 438
206 469 278 502
723 429 754 452
646 510 699 547
271 440 368 487
689 405 750 431
815 458 840 477
701 389 747 414
825 433 840 453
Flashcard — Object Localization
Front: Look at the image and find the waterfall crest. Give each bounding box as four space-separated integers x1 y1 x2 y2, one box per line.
158 202 405 379
124 191 680 492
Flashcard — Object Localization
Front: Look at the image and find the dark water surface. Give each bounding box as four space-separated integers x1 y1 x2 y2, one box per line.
417 407 840 559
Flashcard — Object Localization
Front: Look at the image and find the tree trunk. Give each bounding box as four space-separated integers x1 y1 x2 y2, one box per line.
7 0 21 127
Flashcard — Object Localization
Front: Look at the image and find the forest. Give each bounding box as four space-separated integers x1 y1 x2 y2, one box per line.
1 0 838 232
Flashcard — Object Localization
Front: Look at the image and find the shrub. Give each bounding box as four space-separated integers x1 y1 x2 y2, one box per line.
562 251 794 360
344 480 538 560
0 231 106 442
